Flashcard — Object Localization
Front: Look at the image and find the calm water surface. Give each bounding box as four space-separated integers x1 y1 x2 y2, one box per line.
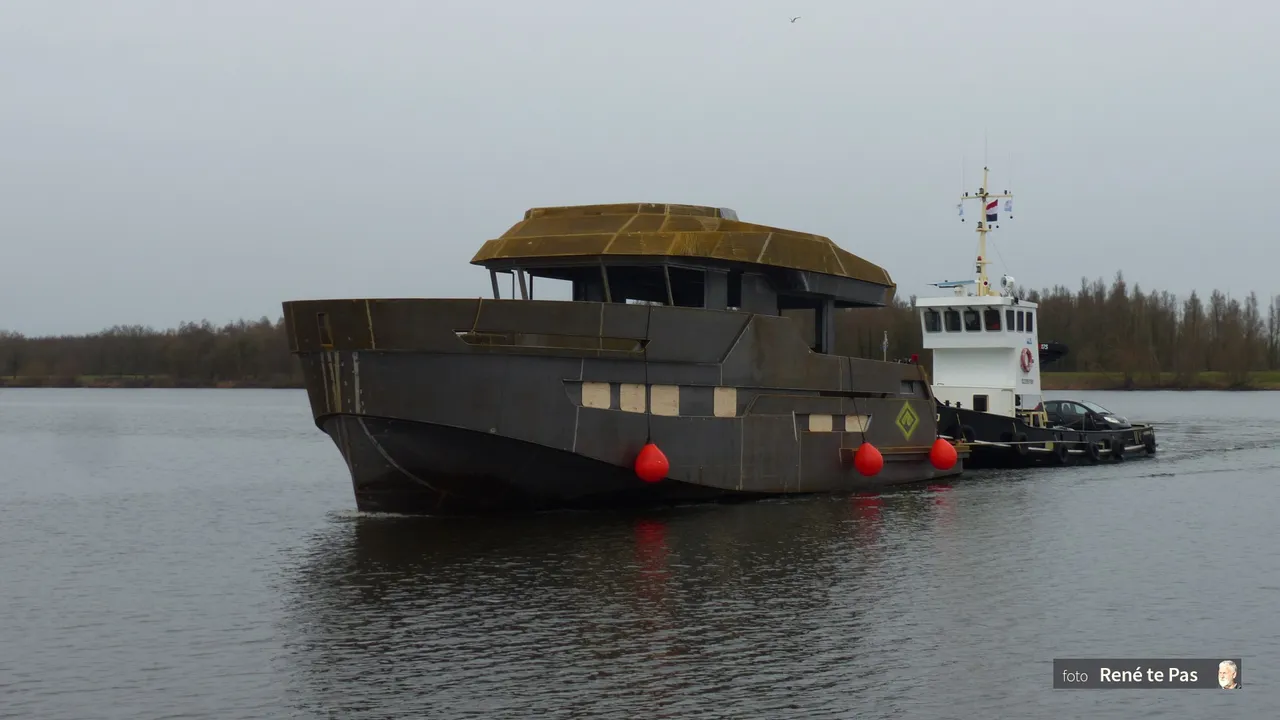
0 388 1275 718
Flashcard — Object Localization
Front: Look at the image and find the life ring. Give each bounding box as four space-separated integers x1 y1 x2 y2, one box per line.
1020 347 1035 373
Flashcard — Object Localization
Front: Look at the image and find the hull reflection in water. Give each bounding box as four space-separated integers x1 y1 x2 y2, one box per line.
278 489 961 718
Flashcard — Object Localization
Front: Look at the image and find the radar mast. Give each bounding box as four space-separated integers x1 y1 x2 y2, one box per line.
957 166 1014 297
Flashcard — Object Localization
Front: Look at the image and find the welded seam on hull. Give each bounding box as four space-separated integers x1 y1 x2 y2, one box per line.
796 419 802 493
737 417 744 491
356 416 446 497
572 358 584 453
364 300 377 349
352 351 362 414
718 315 753 386
469 298 484 334
338 415 355 475
331 352 342 413
319 352 331 413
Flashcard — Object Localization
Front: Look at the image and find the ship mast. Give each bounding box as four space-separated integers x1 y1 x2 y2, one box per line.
959 166 1013 297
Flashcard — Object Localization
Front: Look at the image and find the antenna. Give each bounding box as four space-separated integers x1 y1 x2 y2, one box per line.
956 163 1014 296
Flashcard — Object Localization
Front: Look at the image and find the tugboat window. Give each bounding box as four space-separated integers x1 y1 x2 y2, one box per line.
1026 312 1034 333
1017 311 1025 332
944 309 961 332
983 308 1001 331
1006 309 1015 331
973 395 989 412
963 309 981 332
923 310 941 332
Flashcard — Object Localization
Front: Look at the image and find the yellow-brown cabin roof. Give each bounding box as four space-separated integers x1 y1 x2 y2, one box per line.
469 203 894 288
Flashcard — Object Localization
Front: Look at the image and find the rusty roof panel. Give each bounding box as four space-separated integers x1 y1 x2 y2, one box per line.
471 203 894 287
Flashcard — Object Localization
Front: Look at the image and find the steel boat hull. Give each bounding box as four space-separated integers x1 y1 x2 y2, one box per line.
287 298 964 516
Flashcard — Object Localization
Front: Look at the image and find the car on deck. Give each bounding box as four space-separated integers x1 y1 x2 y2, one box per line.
1043 400 1133 431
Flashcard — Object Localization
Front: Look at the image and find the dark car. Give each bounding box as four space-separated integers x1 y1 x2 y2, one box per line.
1043 400 1132 431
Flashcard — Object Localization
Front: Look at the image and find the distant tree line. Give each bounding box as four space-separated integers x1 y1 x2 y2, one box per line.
1 273 1277 388
0 318 300 387
840 272 1280 387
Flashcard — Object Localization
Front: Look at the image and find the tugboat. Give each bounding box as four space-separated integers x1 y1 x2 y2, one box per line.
283 202 965 516
914 169 1158 468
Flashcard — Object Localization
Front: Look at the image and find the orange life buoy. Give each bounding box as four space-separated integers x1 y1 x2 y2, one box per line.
1020 347 1035 373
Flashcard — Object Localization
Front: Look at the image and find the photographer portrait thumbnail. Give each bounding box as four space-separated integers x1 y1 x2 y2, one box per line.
1218 660 1240 689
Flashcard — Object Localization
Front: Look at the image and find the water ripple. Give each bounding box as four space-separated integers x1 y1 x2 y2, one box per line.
0 389 1275 717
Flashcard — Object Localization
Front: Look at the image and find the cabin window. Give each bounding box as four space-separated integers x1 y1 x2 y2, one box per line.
727 270 743 310
923 310 941 332
963 309 981 332
973 395 989 412
1017 311 1025 332
1026 312 1034 333
983 308 1001 331
1006 309 1015 331
667 267 706 307
316 313 333 348
944 309 961 332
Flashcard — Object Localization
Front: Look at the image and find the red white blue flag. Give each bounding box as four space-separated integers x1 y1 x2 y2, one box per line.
985 200 998 222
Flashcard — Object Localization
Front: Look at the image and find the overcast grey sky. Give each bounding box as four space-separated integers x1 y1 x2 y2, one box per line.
3 0 1277 336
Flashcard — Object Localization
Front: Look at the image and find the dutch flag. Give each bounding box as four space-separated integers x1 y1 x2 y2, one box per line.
985 199 998 222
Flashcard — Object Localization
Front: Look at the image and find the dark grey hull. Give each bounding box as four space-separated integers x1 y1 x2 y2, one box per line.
286 297 964 516
323 413 960 516
325 414 722 514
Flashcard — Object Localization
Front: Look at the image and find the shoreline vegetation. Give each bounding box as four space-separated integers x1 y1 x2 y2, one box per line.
3 273 1280 391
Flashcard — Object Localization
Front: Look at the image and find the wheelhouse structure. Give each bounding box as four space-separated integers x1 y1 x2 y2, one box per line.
917 286 1044 424
284 203 963 515
471 203 894 354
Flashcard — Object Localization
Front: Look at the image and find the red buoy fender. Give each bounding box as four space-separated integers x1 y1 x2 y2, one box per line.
853 443 883 476
929 437 958 471
635 442 669 483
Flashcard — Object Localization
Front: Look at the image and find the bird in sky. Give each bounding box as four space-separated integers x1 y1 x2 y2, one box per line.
790 16 801 22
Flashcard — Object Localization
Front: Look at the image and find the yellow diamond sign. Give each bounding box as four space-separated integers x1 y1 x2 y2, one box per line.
895 401 920 441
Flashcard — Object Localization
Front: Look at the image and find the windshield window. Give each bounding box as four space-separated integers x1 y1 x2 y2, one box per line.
1081 401 1111 414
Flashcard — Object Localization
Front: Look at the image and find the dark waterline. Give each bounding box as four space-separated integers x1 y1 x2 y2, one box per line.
0 388 1273 718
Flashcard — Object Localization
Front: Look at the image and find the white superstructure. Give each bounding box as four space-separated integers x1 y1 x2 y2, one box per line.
916 291 1041 417
914 165 1041 419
